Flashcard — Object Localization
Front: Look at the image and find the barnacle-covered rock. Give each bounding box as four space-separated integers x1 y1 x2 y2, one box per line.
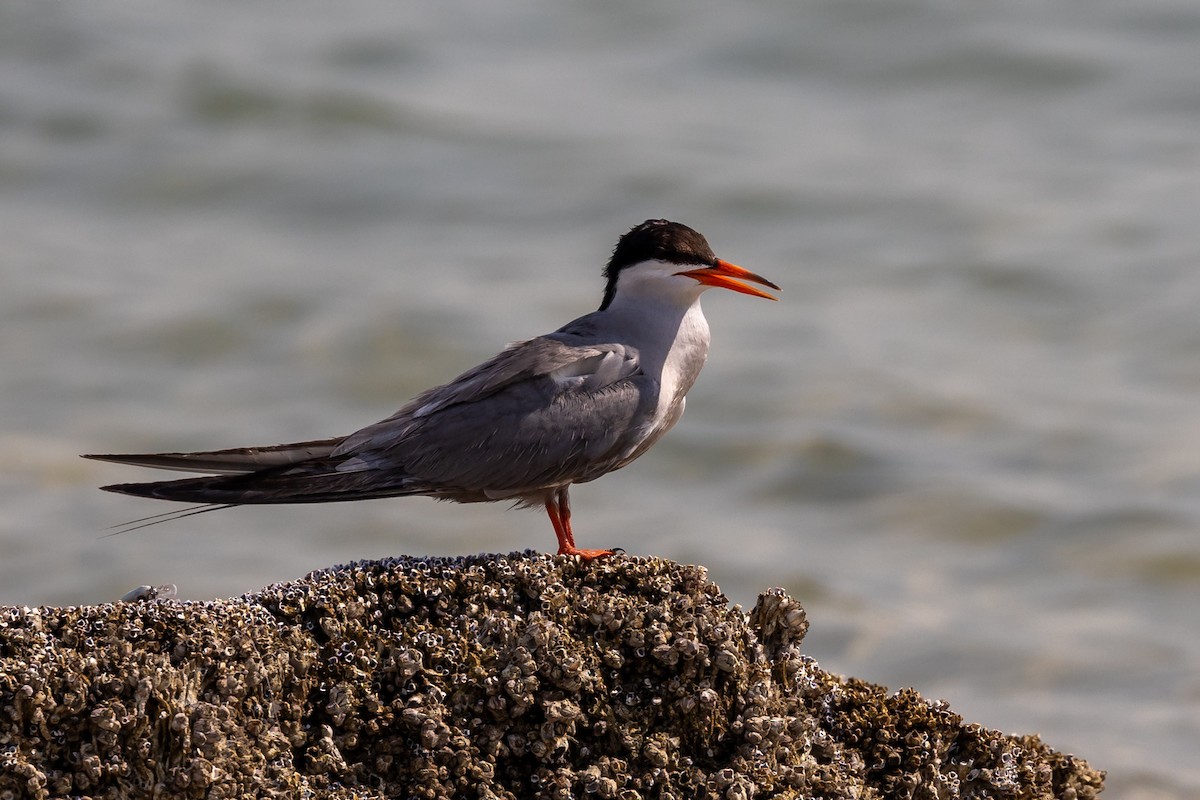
0 552 1104 799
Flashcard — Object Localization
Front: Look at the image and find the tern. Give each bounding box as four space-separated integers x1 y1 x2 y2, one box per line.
84 219 779 559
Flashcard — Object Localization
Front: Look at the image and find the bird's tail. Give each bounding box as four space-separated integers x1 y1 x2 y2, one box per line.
84 436 431 507
84 438 436 534
96 469 426 506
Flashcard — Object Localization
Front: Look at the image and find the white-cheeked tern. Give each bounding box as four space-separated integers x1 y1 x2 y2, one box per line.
84 219 780 560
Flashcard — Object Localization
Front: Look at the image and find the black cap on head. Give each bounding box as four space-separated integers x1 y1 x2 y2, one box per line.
600 220 717 310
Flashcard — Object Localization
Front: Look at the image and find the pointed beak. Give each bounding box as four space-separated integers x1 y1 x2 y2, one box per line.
675 259 780 300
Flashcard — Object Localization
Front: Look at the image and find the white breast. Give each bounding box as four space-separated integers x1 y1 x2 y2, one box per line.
593 262 716 461
652 302 710 429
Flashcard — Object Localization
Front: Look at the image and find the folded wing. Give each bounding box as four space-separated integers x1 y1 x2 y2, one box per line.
85 335 655 506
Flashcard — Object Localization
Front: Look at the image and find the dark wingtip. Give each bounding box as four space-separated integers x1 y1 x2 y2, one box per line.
82 453 129 464
98 482 158 498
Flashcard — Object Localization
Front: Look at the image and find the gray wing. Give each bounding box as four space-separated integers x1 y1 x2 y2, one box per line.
87 334 656 506
331 335 657 496
351 335 639 427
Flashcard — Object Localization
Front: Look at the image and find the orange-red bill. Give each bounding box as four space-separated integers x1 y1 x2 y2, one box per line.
675 259 780 300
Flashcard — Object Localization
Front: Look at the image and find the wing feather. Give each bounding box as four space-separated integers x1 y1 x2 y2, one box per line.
83 438 344 475
331 335 655 496
334 336 640 454
88 333 659 507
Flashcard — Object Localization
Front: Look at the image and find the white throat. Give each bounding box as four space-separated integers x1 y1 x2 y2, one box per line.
602 267 713 429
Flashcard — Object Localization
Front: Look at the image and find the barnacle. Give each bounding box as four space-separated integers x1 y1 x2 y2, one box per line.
0 551 1104 799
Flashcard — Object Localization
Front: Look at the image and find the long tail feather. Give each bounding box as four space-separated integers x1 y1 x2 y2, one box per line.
99 465 430 507
101 503 235 537
88 438 432 536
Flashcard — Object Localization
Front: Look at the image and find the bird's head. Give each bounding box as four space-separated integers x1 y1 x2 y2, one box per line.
599 219 779 311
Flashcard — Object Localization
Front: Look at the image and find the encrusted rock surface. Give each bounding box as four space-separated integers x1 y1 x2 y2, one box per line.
0 552 1103 799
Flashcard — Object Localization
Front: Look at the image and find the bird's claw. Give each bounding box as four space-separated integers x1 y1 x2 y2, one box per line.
558 546 622 561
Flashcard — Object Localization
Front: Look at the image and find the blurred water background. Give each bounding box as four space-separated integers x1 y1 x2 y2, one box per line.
2 1 1198 795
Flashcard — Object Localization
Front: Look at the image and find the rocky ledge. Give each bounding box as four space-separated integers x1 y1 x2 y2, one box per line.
0 552 1103 799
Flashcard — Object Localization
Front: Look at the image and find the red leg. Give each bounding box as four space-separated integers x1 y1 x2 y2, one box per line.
545 487 618 561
